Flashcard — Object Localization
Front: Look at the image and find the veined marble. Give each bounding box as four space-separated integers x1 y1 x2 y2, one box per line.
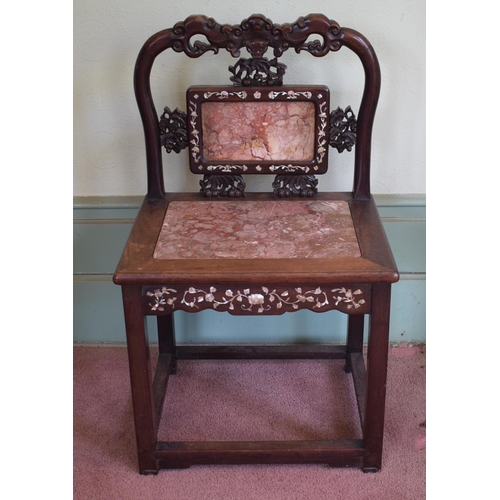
201 102 315 161
153 200 361 260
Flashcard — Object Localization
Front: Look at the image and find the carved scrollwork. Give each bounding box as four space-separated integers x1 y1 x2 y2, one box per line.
200 174 246 198
329 106 357 153
168 14 343 59
229 57 287 86
272 175 318 198
159 107 188 153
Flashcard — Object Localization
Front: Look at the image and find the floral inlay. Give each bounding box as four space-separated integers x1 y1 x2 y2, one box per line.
317 101 328 164
207 164 249 172
269 164 311 173
189 100 200 163
146 287 178 311
204 90 248 100
145 286 366 313
268 90 313 100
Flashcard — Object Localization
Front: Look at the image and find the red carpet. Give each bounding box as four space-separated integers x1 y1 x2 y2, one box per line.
74 345 425 499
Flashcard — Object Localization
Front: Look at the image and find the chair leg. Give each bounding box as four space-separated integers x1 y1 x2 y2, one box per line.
122 285 159 475
345 314 364 373
362 283 391 473
157 314 177 374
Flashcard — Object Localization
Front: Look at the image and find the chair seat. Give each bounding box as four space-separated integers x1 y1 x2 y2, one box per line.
114 192 398 287
153 198 361 259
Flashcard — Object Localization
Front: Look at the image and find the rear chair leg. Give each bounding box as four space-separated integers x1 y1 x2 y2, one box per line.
345 314 364 373
157 314 177 374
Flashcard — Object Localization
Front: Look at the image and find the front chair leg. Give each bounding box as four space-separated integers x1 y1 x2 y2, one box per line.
157 314 177 374
362 283 392 472
122 285 159 475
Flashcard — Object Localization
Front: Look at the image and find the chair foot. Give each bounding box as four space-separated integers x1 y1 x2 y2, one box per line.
170 359 177 375
160 463 191 470
344 360 352 373
140 469 160 476
362 466 380 473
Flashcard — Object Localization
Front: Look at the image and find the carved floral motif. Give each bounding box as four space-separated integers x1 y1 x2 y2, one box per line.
229 57 287 86
329 106 357 153
145 286 367 314
199 174 246 198
159 107 188 153
272 174 318 197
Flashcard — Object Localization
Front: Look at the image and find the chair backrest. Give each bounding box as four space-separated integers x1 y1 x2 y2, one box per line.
134 14 381 201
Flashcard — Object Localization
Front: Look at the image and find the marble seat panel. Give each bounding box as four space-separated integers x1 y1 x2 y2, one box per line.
153 200 361 260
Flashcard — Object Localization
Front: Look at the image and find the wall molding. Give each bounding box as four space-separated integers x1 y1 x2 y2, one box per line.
73 193 426 210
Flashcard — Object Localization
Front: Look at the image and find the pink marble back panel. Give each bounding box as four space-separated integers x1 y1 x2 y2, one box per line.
201 102 315 161
153 200 361 260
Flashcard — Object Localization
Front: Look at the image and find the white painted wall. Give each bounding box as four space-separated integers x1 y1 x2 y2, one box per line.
74 0 425 196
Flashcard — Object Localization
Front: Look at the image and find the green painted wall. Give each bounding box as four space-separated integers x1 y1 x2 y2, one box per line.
73 195 425 344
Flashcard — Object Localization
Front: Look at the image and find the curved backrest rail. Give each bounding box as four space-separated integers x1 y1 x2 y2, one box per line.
133 14 381 200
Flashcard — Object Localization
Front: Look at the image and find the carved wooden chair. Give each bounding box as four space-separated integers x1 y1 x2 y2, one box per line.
114 14 399 474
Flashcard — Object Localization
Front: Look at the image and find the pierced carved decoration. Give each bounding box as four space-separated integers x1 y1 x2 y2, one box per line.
159 107 188 153
200 174 246 198
169 14 343 59
229 57 287 86
329 106 357 153
144 285 369 315
272 174 318 198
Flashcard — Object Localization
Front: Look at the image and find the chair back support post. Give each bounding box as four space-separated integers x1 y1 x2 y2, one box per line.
133 16 380 201
134 30 174 200
340 29 381 200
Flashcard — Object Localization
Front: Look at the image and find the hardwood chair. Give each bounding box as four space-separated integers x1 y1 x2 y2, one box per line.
114 13 399 475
